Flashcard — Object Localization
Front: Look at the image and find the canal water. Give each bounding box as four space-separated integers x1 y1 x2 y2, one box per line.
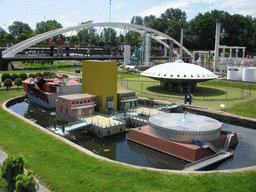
8 99 256 170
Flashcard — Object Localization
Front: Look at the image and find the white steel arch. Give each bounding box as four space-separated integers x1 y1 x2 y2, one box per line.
2 22 192 58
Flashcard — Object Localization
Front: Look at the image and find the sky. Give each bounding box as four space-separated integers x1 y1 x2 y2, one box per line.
0 0 255 33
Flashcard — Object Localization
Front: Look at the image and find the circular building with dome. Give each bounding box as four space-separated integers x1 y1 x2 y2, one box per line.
141 60 218 92
148 113 222 143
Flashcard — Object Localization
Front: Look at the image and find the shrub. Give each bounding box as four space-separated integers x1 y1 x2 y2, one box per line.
17 33 28 41
49 72 56 78
1 155 24 192
14 78 23 88
1 73 11 82
42 72 50 77
18 73 27 81
15 171 38 192
11 73 19 81
28 73 36 78
3 79 13 90
35 72 42 78
4 33 15 40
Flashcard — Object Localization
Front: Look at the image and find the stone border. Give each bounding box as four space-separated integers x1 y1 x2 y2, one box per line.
2 96 256 174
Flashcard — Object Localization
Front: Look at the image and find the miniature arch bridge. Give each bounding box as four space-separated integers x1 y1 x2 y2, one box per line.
2 22 192 58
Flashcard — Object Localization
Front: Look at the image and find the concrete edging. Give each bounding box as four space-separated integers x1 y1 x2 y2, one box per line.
2 96 256 174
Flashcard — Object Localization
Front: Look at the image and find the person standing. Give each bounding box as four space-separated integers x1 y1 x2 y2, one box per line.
65 38 70 57
56 35 64 56
49 37 55 56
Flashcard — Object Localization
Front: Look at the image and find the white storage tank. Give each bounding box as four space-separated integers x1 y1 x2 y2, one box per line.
242 67 256 82
227 67 243 81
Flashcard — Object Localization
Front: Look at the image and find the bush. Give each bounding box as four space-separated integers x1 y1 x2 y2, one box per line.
35 72 42 78
1 73 11 82
14 78 23 88
28 73 36 78
42 72 50 77
49 72 56 78
4 33 15 40
18 73 27 81
17 33 28 41
15 171 38 192
1 155 24 192
11 73 19 81
3 79 13 90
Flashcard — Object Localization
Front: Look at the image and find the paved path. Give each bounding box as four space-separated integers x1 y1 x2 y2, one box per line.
0 150 50 192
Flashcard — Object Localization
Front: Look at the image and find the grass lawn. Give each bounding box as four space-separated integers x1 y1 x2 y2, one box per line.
0 90 256 191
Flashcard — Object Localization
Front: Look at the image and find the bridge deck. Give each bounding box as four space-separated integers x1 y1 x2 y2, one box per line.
183 151 233 171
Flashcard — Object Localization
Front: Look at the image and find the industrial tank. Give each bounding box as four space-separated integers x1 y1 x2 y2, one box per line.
227 67 243 81
242 67 256 82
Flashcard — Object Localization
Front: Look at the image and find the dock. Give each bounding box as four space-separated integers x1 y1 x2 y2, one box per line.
183 150 234 171
48 120 92 136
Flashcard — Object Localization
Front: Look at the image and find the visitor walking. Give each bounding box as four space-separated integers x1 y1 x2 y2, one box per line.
49 37 55 56
56 35 64 56
65 38 70 57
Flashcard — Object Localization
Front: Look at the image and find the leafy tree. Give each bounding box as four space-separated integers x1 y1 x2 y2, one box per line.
70 35 79 43
15 171 38 192
17 33 28 40
118 34 124 45
160 8 187 22
1 155 24 191
35 20 62 34
143 15 156 27
3 79 13 90
28 73 36 78
131 16 143 25
11 73 19 81
18 73 27 81
4 33 15 40
35 72 43 78
9 21 33 37
1 73 11 82
0 26 7 39
42 72 50 77
14 78 23 88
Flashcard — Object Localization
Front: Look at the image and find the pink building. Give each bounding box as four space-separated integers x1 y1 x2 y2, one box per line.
56 94 97 121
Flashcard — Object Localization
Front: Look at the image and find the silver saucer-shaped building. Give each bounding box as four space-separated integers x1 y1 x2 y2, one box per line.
141 60 218 91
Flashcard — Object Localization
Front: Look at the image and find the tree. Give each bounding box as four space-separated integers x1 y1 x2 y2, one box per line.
0 26 7 39
143 15 156 27
14 78 23 88
118 34 124 45
18 73 27 81
35 20 62 34
1 155 24 191
1 73 11 82
17 33 28 41
4 79 13 90
70 35 79 43
161 8 187 22
9 21 33 37
131 16 143 25
11 73 19 81
4 33 15 40
15 171 38 192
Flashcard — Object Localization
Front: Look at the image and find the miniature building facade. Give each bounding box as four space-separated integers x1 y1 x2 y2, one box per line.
56 94 96 121
82 61 117 113
117 89 138 110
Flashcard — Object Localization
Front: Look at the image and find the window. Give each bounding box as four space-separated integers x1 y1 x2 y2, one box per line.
72 102 74 104
80 101 82 104
60 106 62 112
76 101 79 104
66 108 68 115
177 74 180 77
84 100 86 103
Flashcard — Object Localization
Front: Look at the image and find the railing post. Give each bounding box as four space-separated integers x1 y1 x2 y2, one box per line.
0 50 2 71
